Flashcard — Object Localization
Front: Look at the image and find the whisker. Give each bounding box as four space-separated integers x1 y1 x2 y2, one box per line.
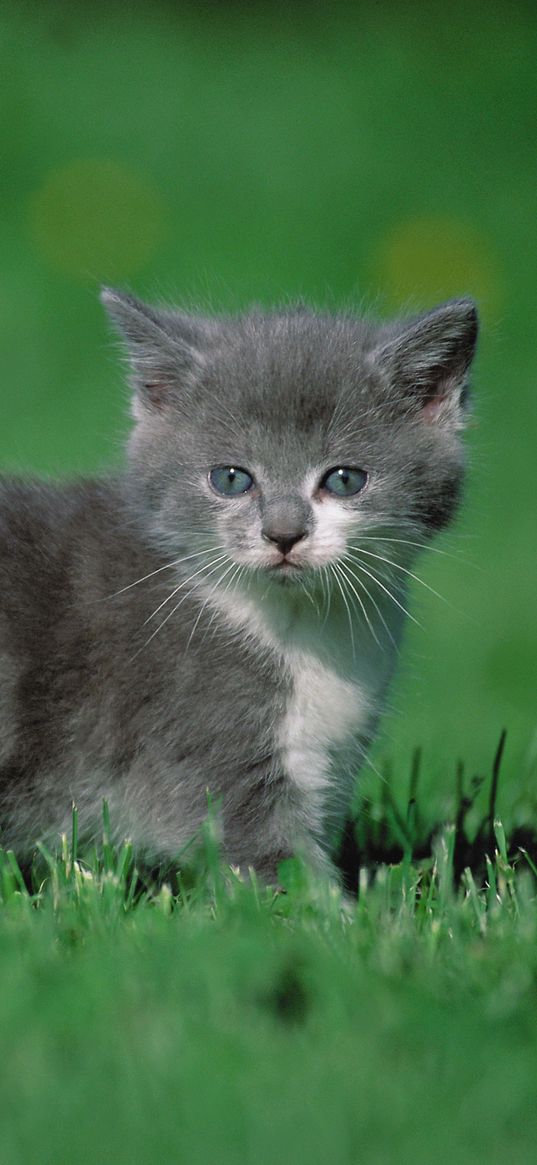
140 554 228 629
353 534 477 567
323 565 333 624
142 553 229 626
220 560 246 601
336 558 384 651
186 558 242 650
330 562 356 661
201 563 250 647
104 544 228 600
224 562 248 605
340 556 397 650
345 556 422 629
130 555 232 660
348 545 449 605
318 565 332 626
300 574 321 616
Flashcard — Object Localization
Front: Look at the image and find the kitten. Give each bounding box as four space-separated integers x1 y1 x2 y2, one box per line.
0 290 478 881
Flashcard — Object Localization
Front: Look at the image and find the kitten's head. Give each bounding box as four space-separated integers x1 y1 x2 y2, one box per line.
102 289 478 588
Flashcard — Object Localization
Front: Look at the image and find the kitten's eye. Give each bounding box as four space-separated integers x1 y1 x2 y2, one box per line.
320 467 368 497
209 466 255 497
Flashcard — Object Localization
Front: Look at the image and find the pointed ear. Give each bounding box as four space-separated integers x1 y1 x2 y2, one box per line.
100 287 203 411
373 299 479 426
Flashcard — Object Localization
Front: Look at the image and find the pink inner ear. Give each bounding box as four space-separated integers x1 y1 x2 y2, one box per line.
421 394 448 424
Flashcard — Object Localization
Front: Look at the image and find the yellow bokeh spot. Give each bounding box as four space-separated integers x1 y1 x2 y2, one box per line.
28 158 166 281
373 216 501 319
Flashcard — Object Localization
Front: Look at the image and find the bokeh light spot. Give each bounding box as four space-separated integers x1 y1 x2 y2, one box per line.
373 216 501 318
28 159 166 282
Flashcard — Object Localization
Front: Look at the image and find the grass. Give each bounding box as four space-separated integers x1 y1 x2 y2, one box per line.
2 754 537 1165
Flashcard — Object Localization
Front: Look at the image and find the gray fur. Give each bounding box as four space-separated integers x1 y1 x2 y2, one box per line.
0 291 478 879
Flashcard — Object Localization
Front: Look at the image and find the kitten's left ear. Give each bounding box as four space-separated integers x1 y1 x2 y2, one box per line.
373 299 479 426
101 287 204 412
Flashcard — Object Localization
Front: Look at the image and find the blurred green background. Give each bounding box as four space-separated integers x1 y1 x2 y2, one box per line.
1 0 536 816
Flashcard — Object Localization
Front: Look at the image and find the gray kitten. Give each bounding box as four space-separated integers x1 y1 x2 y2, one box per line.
0 290 478 881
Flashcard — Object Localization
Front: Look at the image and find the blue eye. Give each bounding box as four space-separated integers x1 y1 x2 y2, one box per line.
320 467 368 497
209 466 255 496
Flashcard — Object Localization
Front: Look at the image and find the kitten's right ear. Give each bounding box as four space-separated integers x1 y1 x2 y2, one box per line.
100 287 202 412
371 299 479 427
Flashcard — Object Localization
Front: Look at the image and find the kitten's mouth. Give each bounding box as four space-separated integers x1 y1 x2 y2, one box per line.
268 560 304 580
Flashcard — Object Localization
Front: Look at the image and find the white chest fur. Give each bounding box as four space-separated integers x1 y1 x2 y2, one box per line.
275 646 373 851
278 649 369 795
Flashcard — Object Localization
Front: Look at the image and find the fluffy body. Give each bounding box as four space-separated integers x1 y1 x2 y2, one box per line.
0 294 478 880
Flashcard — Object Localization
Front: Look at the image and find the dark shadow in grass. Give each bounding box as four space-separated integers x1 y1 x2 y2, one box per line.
337 729 537 894
257 959 310 1027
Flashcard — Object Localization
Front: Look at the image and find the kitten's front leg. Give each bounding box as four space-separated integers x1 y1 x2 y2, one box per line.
220 761 341 888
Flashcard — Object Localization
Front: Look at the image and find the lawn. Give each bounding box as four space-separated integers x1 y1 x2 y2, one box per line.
1 808 537 1165
1 1 536 1161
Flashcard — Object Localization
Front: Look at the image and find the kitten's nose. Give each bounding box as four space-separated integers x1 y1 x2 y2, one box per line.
260 495 310 557
261 528 307 556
